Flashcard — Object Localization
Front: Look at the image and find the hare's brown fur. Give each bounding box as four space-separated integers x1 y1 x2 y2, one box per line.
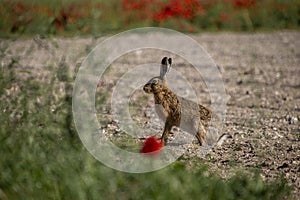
153 87 181 144
143 57 212 145
179 96 212 145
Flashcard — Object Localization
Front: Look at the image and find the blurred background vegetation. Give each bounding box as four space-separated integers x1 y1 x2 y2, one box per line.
0 0 298 199
0 0 299 36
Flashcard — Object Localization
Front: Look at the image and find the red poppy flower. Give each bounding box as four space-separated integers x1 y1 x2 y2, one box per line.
141 136 163 155
234 0 256 8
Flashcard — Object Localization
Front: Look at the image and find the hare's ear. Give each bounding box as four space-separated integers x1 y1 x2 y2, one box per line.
160 57 172 80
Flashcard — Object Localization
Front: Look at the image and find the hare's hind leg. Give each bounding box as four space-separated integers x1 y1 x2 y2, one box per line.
161 121 172 145
196 122 207 146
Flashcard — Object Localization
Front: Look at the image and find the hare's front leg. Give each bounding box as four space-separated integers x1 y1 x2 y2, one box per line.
196 122 207 146
161 117 178 144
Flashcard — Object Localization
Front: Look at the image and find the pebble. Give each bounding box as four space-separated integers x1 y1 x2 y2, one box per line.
289 117 298 124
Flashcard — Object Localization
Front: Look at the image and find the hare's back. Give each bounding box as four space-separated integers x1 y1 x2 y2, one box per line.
179 97 212 123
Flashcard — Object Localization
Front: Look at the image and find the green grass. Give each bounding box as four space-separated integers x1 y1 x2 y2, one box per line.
0 56 291 199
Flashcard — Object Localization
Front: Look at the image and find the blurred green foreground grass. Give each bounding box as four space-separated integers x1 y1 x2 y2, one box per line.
0 53 291 199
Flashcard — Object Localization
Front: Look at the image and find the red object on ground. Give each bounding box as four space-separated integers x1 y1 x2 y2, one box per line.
141 136 163 155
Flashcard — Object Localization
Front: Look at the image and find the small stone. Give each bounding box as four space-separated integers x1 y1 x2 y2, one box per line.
278 163 289 169
276 72 281 78
289 117 298 124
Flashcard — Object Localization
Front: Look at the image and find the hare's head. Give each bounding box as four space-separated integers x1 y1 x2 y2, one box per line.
143 57 172 94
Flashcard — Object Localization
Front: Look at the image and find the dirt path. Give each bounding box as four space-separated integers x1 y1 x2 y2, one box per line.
1 31 299 198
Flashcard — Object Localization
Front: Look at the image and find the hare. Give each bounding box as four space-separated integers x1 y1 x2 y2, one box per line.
143 57 213 145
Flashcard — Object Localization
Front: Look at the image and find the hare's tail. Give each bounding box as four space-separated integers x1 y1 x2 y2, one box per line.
215 133 232 147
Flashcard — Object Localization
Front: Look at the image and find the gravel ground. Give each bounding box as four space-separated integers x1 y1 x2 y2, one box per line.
1 31 299 198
